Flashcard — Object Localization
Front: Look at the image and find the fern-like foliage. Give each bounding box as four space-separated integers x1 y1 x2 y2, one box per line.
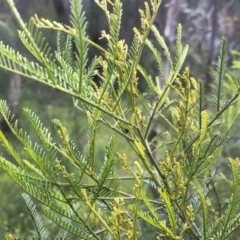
70 0 89 93
22 193 49 239
1 0 240 239
23 194 70 238
212 37 228 111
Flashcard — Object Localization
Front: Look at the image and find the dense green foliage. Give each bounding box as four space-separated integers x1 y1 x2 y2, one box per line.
1 0 240 239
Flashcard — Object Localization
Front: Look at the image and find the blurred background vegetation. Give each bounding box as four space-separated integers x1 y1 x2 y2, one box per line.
1 0 240 238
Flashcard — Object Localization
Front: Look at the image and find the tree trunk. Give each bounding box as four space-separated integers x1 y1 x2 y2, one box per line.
205 0 218 92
